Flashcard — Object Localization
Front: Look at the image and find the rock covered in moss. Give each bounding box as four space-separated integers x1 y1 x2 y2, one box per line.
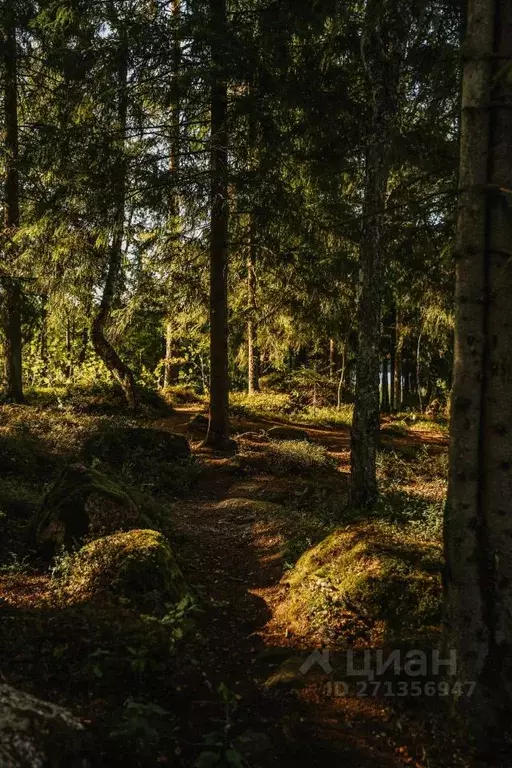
267 425 309 441
82 426 190 467
56 529 188 608
0 684 86 767
187 413 209 432
33 464 157 556
277 522 442 645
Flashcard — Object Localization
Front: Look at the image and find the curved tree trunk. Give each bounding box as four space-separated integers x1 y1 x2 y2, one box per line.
91 35 137 411
2 11 24 403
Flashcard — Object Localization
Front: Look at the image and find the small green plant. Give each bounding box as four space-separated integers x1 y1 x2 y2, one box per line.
0 551 32 575
142 593 202 651
194 684 247 767
109 697 176 754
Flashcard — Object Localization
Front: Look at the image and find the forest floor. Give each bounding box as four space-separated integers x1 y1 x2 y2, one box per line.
0 386 496 767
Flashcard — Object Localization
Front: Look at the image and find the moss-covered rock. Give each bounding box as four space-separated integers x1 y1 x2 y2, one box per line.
187 413 209 432
277 522 442 646
83 426 190 467
0 684 86 767
267 425 309 441
32 464 157 556
82 427 196 496
55 529 188 608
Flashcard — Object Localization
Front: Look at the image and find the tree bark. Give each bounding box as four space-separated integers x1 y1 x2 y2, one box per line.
445 0 512 742
163 0 182 389
337 341 346 408
247 220 260 394
393 302 403 412
329 339 336 381
381 355 390 413
416 332 423 412
163 320 180 387
350 0 409 506
204 0 230 448
2 12 24 403
91 36 137 410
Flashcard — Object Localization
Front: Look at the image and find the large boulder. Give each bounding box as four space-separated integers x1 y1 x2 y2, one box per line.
82 426 190 468
55 529 188 608
0 684 86 767
32 464 157 556
82 427 195 496
276 522 442 646
267 425 309 442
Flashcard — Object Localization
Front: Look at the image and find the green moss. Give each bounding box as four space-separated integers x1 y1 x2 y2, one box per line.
55 529 188 608
82 427 197 497
32 464 158 556
278 522 442 646
235 439 336 476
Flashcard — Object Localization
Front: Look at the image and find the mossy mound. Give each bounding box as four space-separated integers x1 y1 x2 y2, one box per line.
213 497 283 521
83 426 190 466
277 522 442 646
267 425 309 441
235 439 336 476
62 383 173 417
55 529 188 608
82 427 196 495
186 413 209 432
32 464 157 556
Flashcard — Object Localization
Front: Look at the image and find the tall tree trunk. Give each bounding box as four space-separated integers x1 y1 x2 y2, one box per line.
329 338 336 380
246 72 260 396
416 332 423 412
381 355 390 413
389 336 396 412
65 316 73 381
163 0 182 389
393 302 403 412
350 0 408 506
247 228 260 395
2 12 24 403
91 37 137 410
337 341 346 408
205 0 230 448
39 296 48 383
445 0 512 742
163 320 180 388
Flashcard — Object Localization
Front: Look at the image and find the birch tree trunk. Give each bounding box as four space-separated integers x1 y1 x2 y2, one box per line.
91 36 137 410
350 0 409 506
2 11 24 403
204 0 230 448
445 0 512 741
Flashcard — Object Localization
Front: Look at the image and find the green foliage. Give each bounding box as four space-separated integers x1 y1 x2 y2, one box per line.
194 684 246 768
109 698 177 756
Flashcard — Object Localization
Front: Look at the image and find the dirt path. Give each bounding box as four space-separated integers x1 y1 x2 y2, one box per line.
162 407 451 767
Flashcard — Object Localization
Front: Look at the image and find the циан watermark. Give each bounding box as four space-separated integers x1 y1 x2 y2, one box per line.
299 648 476 699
